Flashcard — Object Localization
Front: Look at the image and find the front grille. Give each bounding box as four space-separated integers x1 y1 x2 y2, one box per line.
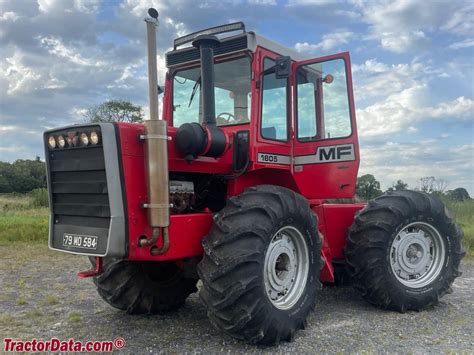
166 34 248 66
48 127 110 228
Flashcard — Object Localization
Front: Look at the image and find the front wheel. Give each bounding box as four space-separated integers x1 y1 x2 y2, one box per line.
198 185 323 344
345 190 465 312
91 259 198 314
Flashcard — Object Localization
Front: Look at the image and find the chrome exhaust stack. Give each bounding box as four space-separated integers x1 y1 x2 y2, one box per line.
140 8 170 252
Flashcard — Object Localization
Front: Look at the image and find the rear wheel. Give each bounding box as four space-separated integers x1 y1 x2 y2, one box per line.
91 258 198 314
345 190 464 312
198 185 323 344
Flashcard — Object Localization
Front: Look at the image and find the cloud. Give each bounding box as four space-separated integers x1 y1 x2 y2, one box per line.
357 85 473 137
287 0 339 5
378 30 429 53
441 2 474 36
352 58 448 101
448 39 474 50
359 141 474 193
295 30 354 53
247 0 276 4
352 0 471 53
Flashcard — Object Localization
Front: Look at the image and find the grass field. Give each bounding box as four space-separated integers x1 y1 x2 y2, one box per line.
0 193 472 256
0 194 48 245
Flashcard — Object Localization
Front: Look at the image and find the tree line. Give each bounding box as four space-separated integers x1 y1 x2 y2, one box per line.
0 157 46 193
356 174 470 202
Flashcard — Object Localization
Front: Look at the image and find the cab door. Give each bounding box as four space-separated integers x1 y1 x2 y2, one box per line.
292 52 360 199
253 48 292 173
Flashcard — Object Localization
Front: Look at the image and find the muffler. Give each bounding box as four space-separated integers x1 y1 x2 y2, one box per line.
140 8 169 252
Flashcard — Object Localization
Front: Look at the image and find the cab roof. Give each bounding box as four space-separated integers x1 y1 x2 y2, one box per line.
165 24 307 68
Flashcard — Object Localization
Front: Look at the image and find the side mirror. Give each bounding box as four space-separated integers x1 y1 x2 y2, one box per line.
275 56 291 79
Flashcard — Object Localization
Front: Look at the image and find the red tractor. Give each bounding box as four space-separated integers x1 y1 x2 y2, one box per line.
44 9 464 344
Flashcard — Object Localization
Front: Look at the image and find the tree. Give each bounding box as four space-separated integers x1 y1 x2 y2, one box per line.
418 176 448 195
356 174 383 201
84 100 144 123
0 159 46 193
447 188 470 201
387 179 408 192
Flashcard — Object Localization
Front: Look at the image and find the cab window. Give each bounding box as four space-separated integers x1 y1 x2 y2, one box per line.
261 58 288 141
172 57 251 127
296 58 351 140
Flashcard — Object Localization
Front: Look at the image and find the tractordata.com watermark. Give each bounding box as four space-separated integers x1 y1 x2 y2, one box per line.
3 337 126 352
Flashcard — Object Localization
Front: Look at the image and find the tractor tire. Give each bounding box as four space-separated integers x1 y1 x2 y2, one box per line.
91 258 198 314
197 185 323 344
345 190 465 312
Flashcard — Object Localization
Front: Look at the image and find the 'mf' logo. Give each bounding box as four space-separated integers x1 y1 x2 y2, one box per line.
319 145 353 161
293 144 355 165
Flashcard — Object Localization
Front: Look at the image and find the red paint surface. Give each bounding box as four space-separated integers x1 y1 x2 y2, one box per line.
112 47 364 283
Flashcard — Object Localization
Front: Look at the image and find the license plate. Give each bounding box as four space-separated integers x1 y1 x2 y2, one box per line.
62 233 98 250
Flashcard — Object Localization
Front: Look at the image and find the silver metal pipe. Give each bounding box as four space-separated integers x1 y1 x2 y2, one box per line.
143 9 170 235
145 15 159 122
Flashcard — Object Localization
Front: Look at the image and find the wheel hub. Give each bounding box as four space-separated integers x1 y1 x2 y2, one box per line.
390 222 445 288
263 226 309 310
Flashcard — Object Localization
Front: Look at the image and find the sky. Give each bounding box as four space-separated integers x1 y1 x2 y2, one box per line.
0 0 473 194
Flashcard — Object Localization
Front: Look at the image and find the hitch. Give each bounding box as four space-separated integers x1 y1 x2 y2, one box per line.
77 257 103 278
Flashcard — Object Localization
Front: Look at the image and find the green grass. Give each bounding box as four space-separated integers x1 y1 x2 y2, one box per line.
43 294 59 306
68 312 82 323
446 199 474 258
0 194 48 245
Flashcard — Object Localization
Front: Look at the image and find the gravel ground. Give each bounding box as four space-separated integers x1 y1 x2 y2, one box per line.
1 245 473 353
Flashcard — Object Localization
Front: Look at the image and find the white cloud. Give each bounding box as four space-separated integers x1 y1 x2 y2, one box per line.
441 2 474 36
1 51 41 94
353 59 432 100
0 11 20 21
379 30 428 53
357 85 473 137
0 125 19 133
352 58 388 73
295 31 354 53
359 141 474 194
351 0 471 53
37 0 100 14
449 39 474 50
248 0 276 4
287 0 338 5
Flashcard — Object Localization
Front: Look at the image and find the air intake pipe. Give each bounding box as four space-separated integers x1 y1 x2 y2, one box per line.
175 35 228 161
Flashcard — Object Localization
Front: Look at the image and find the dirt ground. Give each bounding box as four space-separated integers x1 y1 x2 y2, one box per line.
0 245 473 353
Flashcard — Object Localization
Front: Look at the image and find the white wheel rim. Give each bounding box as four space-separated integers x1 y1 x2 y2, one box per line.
263 226 309 310
390 221 446 288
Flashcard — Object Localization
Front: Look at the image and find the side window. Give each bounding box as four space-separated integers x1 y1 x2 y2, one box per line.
296 58 351 140
261 58 288 141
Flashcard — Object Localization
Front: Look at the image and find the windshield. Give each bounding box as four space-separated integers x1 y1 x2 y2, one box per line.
172 57 251 127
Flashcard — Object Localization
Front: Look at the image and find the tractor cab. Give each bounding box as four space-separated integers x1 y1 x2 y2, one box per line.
163 23 359 199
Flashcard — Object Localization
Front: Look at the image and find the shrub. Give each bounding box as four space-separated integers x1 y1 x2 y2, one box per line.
30 188 49 208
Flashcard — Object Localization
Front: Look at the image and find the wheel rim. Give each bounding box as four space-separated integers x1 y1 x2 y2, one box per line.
390 221 446 288
263 226 309 310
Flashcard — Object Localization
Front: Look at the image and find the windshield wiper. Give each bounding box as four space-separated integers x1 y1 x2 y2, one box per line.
188 76 201 108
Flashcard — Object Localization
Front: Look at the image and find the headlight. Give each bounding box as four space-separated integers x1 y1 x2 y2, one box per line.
79 133 89 146
57 135 66 148
48 136 56 149
90 131 99 145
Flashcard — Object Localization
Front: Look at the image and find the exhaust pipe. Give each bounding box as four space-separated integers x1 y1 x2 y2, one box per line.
141 8 169 253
